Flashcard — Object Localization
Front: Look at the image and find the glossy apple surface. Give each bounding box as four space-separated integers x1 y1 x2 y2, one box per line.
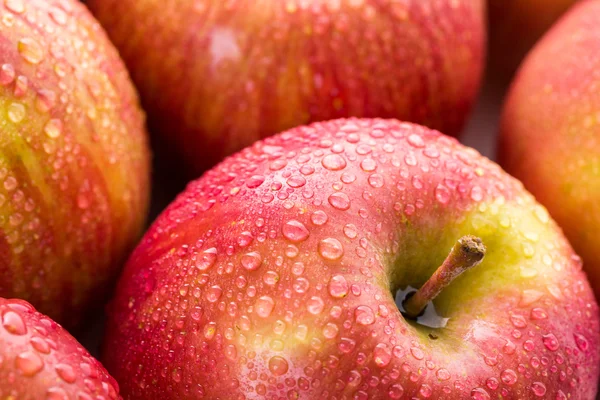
0 297 121 399
0 0 150 325
104 119 599 399
86 0 485 175
488 0 576 79
499 1 600 301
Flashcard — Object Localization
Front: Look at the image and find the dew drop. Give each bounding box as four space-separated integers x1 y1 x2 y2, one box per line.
388 383 404 399
407 134 425 148
530 308 547 320
531 382 546 397
435 184 450 204
30 337 50 354
44 119 62 138
18 38 44 64
500 369 517 385
436 369 450 381
5 0 25 14
203 322 217 339
338 337 356 353
307 296 325 315
368 174 384 188
55 364 76 383
268 356 289 376
282 220 309 242
354 306 375 325
46 387 68 400
287 175 306 188
246 175 265 188
574 333 589 351
318 238 344 260
542 333 559 351
15 351 43 376
7 102 25 123
311 210 328 226
328 275 349 298
373 344 392 367
322 323 339 339
470 388 490 400
328 192 351 210
255 296 275 318
241 252 262 271
197 248 217 270
2 310 26 335
322 154 347 171
205 285 223 303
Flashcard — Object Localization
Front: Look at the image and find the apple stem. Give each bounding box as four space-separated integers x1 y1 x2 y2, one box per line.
403 235 486 319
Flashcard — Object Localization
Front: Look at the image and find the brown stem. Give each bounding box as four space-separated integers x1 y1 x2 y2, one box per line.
403 235 486 319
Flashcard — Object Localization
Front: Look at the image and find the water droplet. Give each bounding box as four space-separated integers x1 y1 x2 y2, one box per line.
355 306 375 325
373 344 392 367
197 248 217 270
410 347 424 360
287 175 306 188
255 296 275 318
293 277 309 293
328 192 350 210
0 63 15 85
282 220 309 242
420 384 432 398
360 158 377 172
531 382 546 397
556 390 567 400
338 337 356 353
311 210 328 225
435 184 450 204
30 337 50 354
542 333 559 351
15 351 43 376
530 308 547 320
322 323 339 339
2 310 26 335
307 296 324 314
241 252 262 271
322 154 346 171
470 388 490 400
318 238 344 260
5 0 24 14
520 289 544 306
368 174 384 188
44 118 62 138
407 134 425 148
205 285 223 302
328 275 349 298
510 314 527 328
436 369 450 381
55 364 76 383
246 175 265 188
46 387 68 400
268 356 289 376
7 102 25 123
203 322 217 339
18 38 44 64
500 369 517 385
470 186 484 201
574 333 589 351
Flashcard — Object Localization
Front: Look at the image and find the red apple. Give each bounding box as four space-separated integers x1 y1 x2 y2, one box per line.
86 0 485 175
488 0 577 80
498 0 600 301
104 119 599 399
0 0 150 325
0 297 121 398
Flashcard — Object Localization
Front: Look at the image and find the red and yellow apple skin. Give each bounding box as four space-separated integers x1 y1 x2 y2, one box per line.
104 119 599 399
86 0 485 175
488 0 577 79
0 0 150 326
499 1 600 303
0 297 121 399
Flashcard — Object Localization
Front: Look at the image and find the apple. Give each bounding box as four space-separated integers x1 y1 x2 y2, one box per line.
0 0 150 326
0 297 121 399
498 1 600 301
488 0 576 80
86 0 485 175
103 118 599 399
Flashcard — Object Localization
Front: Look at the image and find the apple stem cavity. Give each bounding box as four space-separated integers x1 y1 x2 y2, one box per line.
403 235 486 319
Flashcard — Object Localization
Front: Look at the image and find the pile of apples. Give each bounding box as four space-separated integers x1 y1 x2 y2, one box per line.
1 0 599 398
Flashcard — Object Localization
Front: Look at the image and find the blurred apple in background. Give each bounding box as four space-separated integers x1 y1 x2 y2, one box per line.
499 0 600 300
0 0 150 326
103 119 599 399
0 297 121 399
86 0 485 176
488 0 577 80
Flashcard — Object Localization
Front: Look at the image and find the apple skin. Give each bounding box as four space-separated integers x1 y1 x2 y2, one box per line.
104 119 599 399
498 1 600 303
488 0 577 79
86 0 485 175
0 297 122 399
0 0 150 326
